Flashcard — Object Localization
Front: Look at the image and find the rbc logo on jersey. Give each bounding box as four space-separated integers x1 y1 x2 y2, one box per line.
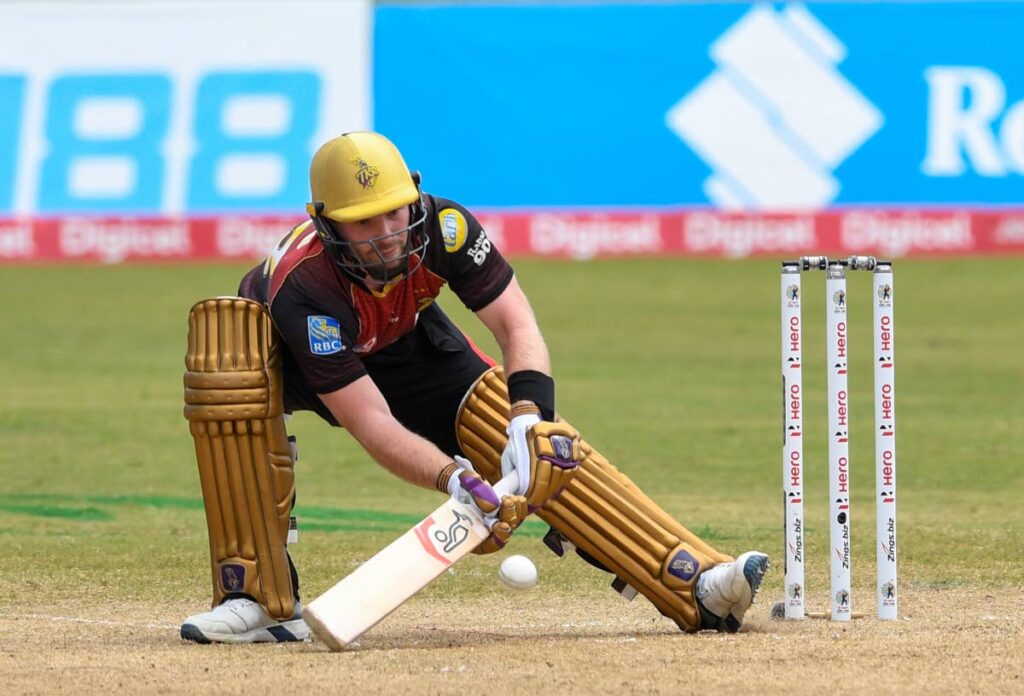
307 315 345 355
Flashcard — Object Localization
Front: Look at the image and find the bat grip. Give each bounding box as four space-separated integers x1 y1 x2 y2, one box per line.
481 472 521 531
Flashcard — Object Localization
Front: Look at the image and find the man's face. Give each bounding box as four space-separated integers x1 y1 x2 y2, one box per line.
332 206 412 277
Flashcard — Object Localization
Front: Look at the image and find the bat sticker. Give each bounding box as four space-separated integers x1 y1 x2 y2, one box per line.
414 510 473 565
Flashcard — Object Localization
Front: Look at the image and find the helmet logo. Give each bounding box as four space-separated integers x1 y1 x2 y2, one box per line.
352 157 380 189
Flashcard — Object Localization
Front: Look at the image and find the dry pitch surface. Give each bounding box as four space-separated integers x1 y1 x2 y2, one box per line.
3 587 1020 695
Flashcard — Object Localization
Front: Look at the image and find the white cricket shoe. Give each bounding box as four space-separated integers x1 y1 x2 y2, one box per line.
180 598 309 644
695 551 770 633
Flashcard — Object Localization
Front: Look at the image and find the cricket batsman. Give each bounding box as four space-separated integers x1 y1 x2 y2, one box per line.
180 131 769 644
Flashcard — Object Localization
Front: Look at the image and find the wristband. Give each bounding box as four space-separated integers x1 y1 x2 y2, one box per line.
507 370 555 421
436 461 459 494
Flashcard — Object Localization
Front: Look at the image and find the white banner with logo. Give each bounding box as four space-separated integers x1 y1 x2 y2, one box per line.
0 0 370 216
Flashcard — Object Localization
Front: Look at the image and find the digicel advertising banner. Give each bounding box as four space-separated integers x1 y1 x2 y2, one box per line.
2 209 1022 263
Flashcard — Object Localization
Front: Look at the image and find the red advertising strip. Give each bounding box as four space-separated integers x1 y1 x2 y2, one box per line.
0 217 304 264
2 210 1024 263
476 209 1024 259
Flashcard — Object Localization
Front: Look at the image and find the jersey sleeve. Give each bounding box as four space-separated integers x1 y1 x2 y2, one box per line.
268 276 367 395
433 198 514 312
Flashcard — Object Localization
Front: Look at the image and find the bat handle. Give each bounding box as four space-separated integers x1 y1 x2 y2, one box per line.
491 471 520 498
482 472 521 531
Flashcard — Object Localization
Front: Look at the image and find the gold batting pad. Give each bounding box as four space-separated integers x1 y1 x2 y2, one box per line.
184 297 296 621
456 367 733 632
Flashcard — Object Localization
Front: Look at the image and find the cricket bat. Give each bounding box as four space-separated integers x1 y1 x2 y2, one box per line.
305 472 519 650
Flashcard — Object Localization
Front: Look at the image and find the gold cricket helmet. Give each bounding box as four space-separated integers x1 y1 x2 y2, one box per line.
308 131 420 222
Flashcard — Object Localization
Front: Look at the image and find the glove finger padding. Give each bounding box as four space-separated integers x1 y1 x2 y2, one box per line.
439 456 501 515
474 494 529 555
525 422 581 510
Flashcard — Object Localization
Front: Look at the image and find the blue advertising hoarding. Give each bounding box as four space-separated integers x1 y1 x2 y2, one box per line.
375 2 1024 210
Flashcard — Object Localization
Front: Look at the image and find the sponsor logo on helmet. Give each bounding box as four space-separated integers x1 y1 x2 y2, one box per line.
352 157 380 189
307 315 346 355
439 207 469 252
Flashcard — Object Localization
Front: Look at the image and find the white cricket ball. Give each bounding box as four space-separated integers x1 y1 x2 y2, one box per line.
498 554 538 590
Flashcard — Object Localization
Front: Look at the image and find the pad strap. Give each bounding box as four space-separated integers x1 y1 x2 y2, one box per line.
456 367 732 632
184 297 296 621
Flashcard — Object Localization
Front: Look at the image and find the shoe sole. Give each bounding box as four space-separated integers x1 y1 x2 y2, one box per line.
742 552 771 598
722 552 770 631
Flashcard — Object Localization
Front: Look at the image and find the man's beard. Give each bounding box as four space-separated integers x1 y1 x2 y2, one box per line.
364 256 408 282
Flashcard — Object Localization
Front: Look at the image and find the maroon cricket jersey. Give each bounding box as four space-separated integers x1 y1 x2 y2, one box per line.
238 195 513 405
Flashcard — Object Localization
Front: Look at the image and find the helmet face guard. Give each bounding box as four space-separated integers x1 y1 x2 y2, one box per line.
307 194 429 284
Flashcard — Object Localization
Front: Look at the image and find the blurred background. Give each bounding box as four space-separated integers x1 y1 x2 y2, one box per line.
1 0 1022 260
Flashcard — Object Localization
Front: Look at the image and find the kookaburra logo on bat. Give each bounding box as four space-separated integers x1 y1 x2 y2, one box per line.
414 510 474 565
434 510 472 552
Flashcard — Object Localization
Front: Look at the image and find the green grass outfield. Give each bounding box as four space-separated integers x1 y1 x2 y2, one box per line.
1 258 1021 613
